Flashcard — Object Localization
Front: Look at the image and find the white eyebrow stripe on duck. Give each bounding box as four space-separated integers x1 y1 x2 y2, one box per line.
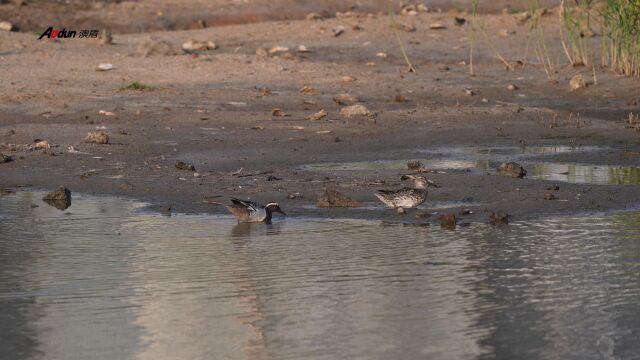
265 202 278 207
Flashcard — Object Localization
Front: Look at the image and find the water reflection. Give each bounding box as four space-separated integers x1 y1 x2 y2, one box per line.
1 192 640 359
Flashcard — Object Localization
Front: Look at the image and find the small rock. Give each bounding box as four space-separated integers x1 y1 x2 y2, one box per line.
266 175 281 181
332 26 345 37
306 12 322 20
376 52 388 58
32 140 50 150
341 75 356 83
489 210 509 226
85 130 109 144
439 213 457 230
543 192 556 200
98 29 113 45
0 21 13 32
182 39 217 53
395 95 409 102
288 192 302 199
332 93 358 105
175 161 196 171
96 63 114 71
5 129 15 136
307 109 327 121
454 17 467 26
340 104 369 118
497 162 527 178
459 209 473 215
429 22 447 30
42 187 72 210
299 85 316 94
255 47 268 57
507 84 519 91
569 74 587 91
516 12 531 25
547 184 560 191
297 44 311 53
437 63 450 71
271 108 288 117
0 153 13 164
464 89 476 96
135 39 176 57
316 188 362 208
99 110 116 116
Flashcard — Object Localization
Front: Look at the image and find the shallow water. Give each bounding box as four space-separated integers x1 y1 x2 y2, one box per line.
2 192 640 359
302 146 640 185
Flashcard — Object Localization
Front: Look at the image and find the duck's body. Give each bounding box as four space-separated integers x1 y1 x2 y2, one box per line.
226 198 286 223
374 175 437 209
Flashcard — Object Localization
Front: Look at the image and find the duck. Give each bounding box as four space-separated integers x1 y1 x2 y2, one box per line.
225 198 286 223
374 175 438 209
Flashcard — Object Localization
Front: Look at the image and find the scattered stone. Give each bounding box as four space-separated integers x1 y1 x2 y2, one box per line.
0 21 13 32
32 140 50 150
429 22 447 30
332 26 345 37
395 95 409 102
497 162 527 178
98 29 113 45
99 110 116 116
340 104 369 118
507 84 519 91
547 184 560 191
175 161 196 171
376 52 388 58
464 89 476 96
307 109 328 121
489 210 509 226
332 93 358 105
266 175 281 181
516 12 531 25
255 47 268 57
569 74 587 91
297 45 311 53
316 188 362 208
439 213 457 230
96 63 114 71
288 192 303 199
397 207 407 215
85 130 109 144
182 40 217 53
5 129 15 136
0 153 13 164
459 209 473 215
135 39 176 57
306 12 322 21
42 187 72 210
544 192 556 200
341 75 356 83
454 17 467 26
271 108 288 117
299 85 316 94
395 22 416 32
417 4 430 12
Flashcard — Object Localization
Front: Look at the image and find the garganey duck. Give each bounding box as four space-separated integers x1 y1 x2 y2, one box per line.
374 175 438 209
226 198 286 223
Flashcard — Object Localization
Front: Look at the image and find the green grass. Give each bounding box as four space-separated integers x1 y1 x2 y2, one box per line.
122 81 153 91
600 0 640 77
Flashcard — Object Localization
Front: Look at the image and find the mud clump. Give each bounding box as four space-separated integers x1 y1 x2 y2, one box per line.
136 39 176 57
175 161 196 171
85 130 109 144
316 188 362 208
489 210 509 226
340 104 370 118
439 213 457 230
498 162 527 178
42 187 72 210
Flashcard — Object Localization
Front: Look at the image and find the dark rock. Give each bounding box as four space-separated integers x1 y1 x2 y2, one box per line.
497 162 527 178
489 210 509 226
316 188 362 208
175 161 196 171
0 153 13 163
42 187 71 210
266 175 281 181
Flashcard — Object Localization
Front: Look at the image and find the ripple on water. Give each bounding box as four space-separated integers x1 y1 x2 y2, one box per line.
1 192 640 359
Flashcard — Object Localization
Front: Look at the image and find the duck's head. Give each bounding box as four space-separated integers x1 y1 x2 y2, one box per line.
400 175 439 189
265 203 286 216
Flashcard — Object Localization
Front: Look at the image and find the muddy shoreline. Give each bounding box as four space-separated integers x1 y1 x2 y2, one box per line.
1 9 639 225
